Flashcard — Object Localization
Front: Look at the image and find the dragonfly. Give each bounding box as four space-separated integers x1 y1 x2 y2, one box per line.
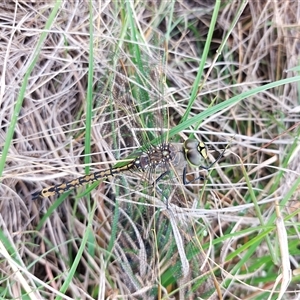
31 137 223 200
32 47 225 299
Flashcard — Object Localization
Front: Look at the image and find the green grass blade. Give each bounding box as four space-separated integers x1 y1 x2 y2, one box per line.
180 0 221 125
0 2 62 177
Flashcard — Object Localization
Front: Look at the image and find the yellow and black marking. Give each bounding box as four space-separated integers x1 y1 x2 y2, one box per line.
197 142 207 159
32 161 136 200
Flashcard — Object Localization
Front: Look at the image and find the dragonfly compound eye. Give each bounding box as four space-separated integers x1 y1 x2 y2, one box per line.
183 138 208 167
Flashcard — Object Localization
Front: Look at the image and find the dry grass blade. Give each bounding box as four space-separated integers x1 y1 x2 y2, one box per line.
1 1 300 299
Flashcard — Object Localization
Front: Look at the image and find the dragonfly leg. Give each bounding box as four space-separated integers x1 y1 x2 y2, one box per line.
152 170 171 208
155 170 170 184
182 167 205 185
198 146 227 171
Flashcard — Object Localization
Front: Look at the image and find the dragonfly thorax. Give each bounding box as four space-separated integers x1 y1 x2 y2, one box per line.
133 143 178 171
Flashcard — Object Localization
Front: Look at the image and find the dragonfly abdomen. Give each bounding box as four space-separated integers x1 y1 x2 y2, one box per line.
31 143 183 200
32 161 136 200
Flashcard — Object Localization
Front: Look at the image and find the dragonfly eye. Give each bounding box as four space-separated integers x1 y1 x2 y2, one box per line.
183 138 208 167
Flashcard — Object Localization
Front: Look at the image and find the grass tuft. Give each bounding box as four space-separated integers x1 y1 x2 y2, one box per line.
1 1 300 299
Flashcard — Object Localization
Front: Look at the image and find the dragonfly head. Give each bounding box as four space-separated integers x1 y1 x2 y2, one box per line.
183 138 208 168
